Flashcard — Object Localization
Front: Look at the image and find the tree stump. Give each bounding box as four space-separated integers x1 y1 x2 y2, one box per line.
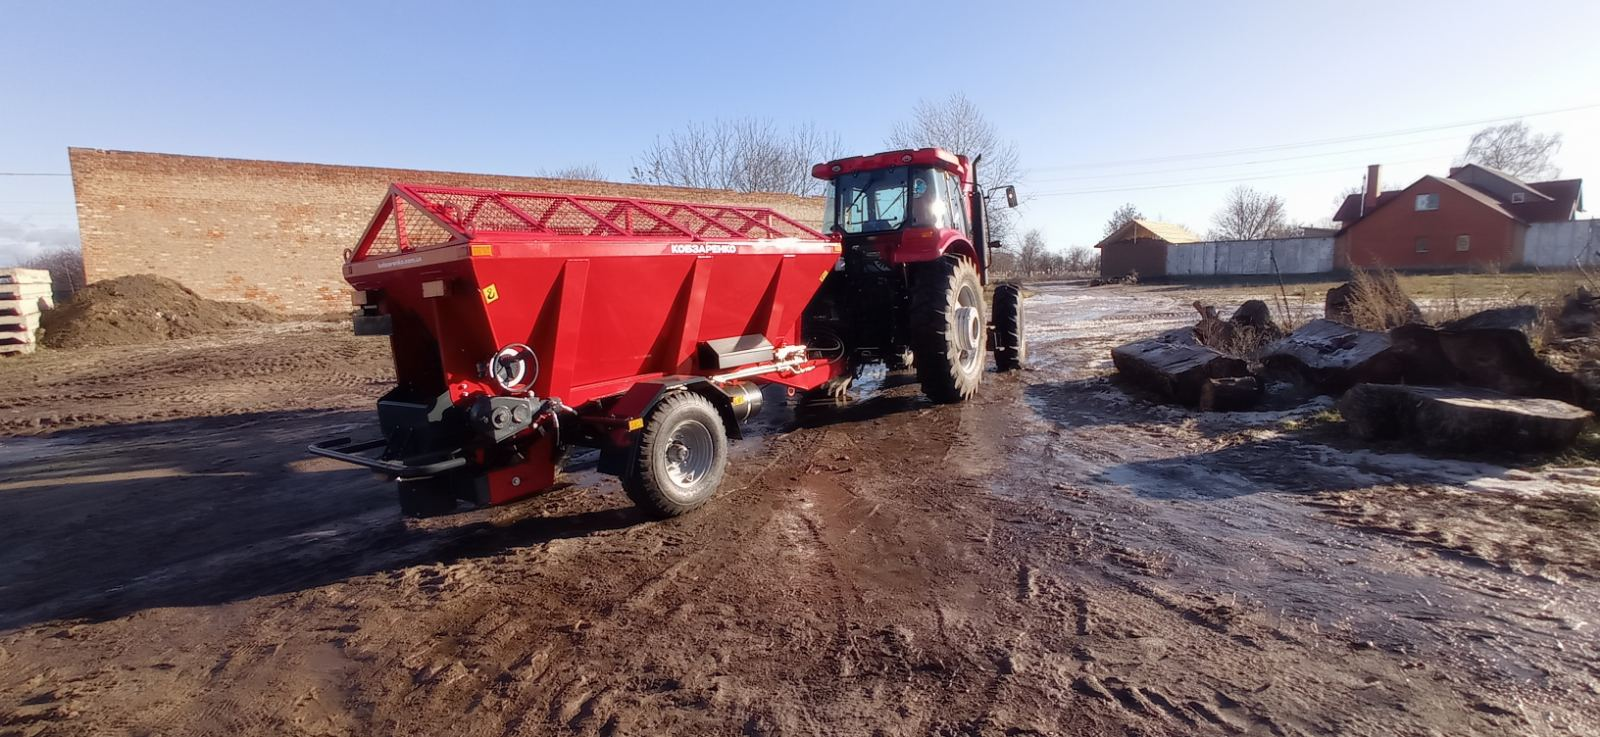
1111 328 1258 409
1339 383 1593 453
1389 306 1590 408
1260 319 1403 394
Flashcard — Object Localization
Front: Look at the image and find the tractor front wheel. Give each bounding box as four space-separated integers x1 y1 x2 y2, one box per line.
993 283 1026 371
623 392 729 518
910 257 986 404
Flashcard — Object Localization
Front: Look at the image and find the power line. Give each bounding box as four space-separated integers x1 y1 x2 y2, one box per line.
1026 153 1446 198
1024 134 1464 184
1023 102 1600 173
0 172 71 177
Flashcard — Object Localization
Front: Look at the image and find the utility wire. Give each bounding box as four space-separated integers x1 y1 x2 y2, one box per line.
1027 153 1446 198
0 172 71 177
1024 134 1466 184
1023 102 1600 173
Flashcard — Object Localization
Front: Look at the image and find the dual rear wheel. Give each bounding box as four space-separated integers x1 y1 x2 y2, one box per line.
910 258 1026 403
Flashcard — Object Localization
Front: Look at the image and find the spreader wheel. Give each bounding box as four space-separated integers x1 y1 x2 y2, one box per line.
623 391 729 518
993 283 1026 372
910 257 986 403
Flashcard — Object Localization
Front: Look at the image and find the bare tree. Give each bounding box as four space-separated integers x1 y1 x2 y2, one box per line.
632 118 842 196
885 93 1022 240
1103 203 1143 237
19 246 86 301
1063 246 1100 275
1018 229 1048 275
541 164 606 181
1460 121 1562 180
1209 186 1297 241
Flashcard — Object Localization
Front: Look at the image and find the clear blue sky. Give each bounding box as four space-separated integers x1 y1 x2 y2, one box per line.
3 0 1598 264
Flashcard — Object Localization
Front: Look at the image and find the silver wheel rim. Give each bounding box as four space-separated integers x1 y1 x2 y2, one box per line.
954 283 982 374
1015 297 1026 360
662 419 714 496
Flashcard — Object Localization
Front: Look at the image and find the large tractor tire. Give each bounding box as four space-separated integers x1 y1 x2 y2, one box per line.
992 283 1026 372
910 257 986 404
623 391 729 518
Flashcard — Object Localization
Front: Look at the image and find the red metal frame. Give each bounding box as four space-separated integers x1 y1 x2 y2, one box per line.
352 184 825 262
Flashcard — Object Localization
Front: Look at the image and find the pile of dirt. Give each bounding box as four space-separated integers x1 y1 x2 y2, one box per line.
39 274 280 349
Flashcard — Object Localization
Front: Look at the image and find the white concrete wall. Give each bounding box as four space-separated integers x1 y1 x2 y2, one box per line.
1523 219 1600 269
1165 237 1335 276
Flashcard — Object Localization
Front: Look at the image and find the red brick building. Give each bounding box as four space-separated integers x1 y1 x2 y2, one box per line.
1333 163 1584 270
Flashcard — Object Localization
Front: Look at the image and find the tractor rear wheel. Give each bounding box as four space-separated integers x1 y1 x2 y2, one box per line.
623 391 729 518
993 283 1026 371
910 257 986 403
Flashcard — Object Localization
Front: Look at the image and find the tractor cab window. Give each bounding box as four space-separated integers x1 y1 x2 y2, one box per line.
827 166 911 234
907 168 952 229
943 171 968 234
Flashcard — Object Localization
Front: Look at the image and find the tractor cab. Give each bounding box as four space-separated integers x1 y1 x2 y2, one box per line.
802 147 1025 405
813 148 994 271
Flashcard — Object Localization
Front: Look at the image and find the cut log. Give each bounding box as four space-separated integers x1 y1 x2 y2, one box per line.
1191 299 1283 356
1439 304 1539 335
1111 328 1256 409
1260 319 1403 394
1199 376 1262 412
1339 383 1593 453
1324 280 1423 329
1230 300 1277 330
1389 305 1590 408
1556 287 1597 338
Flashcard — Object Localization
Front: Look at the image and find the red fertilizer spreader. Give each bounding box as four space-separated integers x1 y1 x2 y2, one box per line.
310 184 842 517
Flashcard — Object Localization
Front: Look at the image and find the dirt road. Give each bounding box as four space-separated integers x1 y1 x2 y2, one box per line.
3 284 1598 736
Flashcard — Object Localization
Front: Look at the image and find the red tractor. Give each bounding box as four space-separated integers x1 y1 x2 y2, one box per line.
309 149 1023 520
804 148 1024 404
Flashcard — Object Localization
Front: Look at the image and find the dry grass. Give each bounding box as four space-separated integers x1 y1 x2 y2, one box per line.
1156 270 1598 331
1342 268 1422 331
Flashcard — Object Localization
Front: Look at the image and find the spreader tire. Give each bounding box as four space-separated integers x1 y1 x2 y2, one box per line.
910 257 986 404
623 391 729 518
993 283 1026 372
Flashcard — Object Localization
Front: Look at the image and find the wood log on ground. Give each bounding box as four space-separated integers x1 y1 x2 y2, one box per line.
1555 287 1597 338
1339 383 1594 453
1198 376 1262 412
1259 319 1403 394
1389 305 1590 408
1190 299 1284 356
1111 328 1258 409
1324 280 1423 329
1230 300 1277 331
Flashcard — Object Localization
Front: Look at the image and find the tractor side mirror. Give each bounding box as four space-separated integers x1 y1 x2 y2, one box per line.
1004 186 1018 208
989 240 1005 250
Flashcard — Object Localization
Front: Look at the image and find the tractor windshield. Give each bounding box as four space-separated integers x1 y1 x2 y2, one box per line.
826 166 912 234
826 166 958 235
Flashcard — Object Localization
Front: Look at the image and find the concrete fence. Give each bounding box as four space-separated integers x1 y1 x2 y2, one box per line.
1165 237 1336 277
1523 219 1600 269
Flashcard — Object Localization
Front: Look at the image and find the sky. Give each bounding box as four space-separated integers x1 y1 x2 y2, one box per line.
3 0 1599 265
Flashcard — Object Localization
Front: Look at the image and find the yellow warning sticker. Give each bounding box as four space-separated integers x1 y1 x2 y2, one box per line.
819 270 829 282
627 418 644 432
470 243 494 257
481 284 500 303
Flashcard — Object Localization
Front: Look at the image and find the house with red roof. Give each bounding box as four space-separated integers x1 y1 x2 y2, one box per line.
1332 163 1583 270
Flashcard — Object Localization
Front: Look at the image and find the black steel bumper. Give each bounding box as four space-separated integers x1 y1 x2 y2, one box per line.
307 437 468 478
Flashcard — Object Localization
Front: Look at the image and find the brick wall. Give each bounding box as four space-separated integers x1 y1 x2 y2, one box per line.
70 149 826 313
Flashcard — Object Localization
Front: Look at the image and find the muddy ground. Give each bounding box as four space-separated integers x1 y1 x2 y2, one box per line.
2 283 1598 736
